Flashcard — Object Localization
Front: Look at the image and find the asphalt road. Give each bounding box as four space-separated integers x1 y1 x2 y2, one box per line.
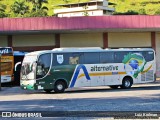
0 82 160 119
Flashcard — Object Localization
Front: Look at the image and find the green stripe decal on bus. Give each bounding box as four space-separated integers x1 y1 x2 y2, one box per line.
69 64 91 88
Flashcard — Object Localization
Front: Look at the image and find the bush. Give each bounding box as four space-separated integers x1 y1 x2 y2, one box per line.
24 10 48 17
113 10 139 15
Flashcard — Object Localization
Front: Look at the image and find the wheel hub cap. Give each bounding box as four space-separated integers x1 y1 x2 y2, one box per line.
57 84 63 90
125 80 130 87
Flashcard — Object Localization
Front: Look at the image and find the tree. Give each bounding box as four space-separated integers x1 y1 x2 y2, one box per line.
24 9 48 17
11 0 29 17
25 0 48 17
0 4 7 18
27 0 48 12
83 5 89 16
0 4 5 13
63 0 70 4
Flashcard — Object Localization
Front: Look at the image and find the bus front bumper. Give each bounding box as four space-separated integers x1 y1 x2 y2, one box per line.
20 80 35 90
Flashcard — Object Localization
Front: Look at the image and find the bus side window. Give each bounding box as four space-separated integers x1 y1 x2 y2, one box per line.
114 52 130 63
69 56 79 64
84 52 99 64
144 51 154 62
100 52 114 63
69 53 83 64
132 51 154 61
52 54 69 66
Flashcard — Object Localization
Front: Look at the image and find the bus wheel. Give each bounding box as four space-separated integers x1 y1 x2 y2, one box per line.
54 81 65 93
121 77 133 89
109 85 119 89
44 89 53 93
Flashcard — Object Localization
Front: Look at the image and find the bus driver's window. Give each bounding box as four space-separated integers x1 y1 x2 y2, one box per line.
36 53 51 79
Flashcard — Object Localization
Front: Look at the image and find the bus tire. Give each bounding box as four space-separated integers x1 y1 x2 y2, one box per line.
44 89 53 93
121 77 133 89
54 81 65 93
109 85 119 89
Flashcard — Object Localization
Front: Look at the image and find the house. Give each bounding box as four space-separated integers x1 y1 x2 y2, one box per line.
54 0 115 17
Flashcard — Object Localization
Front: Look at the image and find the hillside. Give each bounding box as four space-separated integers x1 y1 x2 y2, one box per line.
109 0 160 15
0 0 160 18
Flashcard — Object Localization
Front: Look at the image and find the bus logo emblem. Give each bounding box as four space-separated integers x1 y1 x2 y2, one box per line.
57 55 64 64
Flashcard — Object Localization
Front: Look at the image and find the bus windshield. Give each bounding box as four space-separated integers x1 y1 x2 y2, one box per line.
21 55 37 80
21 53 51 80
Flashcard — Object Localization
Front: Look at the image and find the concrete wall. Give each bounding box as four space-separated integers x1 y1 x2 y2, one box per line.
0 36 7 47
60 33 103 47
108 32 151 48
12 34 55 47
156 33 160 77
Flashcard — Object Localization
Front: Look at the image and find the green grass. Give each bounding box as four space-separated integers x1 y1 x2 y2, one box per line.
109 0 160 15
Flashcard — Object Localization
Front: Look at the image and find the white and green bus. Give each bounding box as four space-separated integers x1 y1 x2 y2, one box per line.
20 47 156 93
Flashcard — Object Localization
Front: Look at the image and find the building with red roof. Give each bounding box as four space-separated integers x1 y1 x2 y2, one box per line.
0 15 160 77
